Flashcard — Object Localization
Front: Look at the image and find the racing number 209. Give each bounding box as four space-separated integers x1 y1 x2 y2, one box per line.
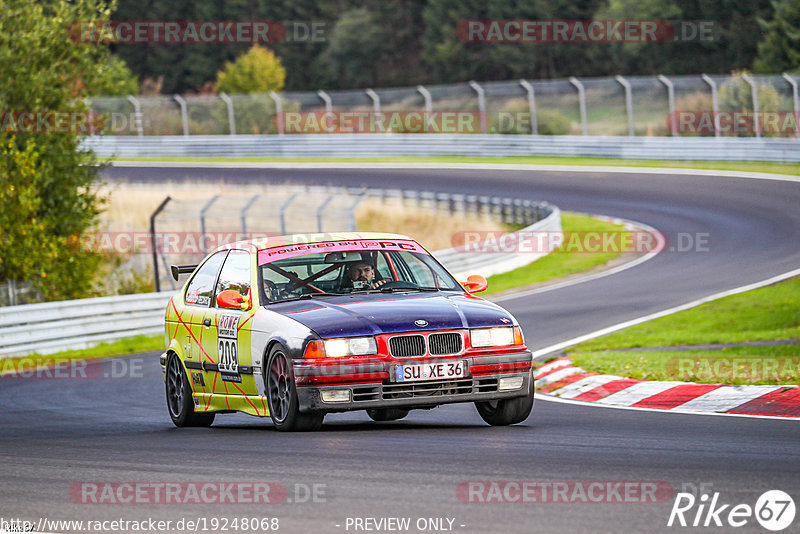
218 339 239 372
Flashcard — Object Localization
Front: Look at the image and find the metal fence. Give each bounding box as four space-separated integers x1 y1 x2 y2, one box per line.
0 281 40 307
88 73 800 138
149 185 364 292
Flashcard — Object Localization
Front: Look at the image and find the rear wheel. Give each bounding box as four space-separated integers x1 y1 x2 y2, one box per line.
366 408 410 422
165 353 215 427
265 345 324 432
475 393 533 426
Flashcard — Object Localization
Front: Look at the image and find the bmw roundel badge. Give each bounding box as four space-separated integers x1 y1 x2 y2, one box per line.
415 319 428 327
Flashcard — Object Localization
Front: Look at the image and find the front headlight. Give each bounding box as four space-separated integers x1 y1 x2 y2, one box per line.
470 327 515 348
323 336 378 357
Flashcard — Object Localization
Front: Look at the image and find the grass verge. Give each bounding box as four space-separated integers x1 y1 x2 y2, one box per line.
567 277 800 385
0 334 163 376
115 155 800 177
571 346 799 386
483 212 630 295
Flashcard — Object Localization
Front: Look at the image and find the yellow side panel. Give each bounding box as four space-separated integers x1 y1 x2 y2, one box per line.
192 393 270 418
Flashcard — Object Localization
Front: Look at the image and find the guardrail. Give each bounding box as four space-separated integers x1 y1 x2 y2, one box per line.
0 204 561 358
86 134 800 162
0 292 171 358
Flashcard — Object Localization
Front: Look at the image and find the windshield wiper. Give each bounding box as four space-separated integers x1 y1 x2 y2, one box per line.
379 286 439 293
270 292 340 303
349 286 439 294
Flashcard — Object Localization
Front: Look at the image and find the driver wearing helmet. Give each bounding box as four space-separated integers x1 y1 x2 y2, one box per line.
346 261 388 290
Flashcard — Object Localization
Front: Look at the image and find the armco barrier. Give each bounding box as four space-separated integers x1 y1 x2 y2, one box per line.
0 207 561 358
0 292 171 358
84 134 800 162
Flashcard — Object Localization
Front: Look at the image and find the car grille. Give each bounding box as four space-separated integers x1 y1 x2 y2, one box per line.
349 377 500 403
388 332 463 357
388 335 425 357
383 378 472 399
428 333 462 355
383 377 499 400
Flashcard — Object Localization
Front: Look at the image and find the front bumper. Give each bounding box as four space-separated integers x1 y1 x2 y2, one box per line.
294 350 532 412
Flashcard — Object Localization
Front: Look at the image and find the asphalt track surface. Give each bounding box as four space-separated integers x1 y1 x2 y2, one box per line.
2 165 800 534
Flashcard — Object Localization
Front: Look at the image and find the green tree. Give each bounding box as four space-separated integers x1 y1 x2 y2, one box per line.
111 0 336 92
674 0 774 74
421 0 605 83
487 0 603 79
315 8 391 88
420 0 496 83
215 44 286 94
272 0 349 90
0 0 116 300
591 0 681 74
92 55 139 96
754 0 800 73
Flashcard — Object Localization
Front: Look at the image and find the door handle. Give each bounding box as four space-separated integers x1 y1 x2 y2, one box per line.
203 318 212 327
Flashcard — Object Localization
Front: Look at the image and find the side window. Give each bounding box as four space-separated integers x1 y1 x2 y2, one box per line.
214 250 251 306
185 251 227 307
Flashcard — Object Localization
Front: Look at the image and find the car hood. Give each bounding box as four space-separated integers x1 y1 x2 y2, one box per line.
267 291 516 338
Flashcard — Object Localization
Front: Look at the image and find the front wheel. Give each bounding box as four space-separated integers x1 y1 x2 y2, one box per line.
475 393 533 426
165 353 215 427
265 345 324 432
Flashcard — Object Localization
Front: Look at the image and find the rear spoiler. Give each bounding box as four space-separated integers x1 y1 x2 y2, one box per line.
170 264 198 281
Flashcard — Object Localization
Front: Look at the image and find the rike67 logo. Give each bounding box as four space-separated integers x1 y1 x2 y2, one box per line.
668 490 796 531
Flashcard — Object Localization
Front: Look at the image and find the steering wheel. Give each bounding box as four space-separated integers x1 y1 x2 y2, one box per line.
377 280 420 289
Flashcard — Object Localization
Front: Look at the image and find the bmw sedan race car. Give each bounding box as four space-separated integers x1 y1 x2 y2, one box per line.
161 233 533 431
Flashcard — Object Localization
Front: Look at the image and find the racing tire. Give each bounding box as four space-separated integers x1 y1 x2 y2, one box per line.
475 393 534 426
265 345 324 432
165 353 215 428
366 408 410 422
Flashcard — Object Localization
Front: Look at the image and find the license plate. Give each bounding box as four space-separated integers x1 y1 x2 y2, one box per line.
394 360 468 382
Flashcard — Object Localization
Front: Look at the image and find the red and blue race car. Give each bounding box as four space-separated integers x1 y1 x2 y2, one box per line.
161 233 533 431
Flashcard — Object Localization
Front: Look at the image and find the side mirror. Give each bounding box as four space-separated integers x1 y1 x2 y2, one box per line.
462 274 488 294
216 289 251 310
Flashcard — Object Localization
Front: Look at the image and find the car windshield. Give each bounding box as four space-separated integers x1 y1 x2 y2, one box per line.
259 246 462 303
